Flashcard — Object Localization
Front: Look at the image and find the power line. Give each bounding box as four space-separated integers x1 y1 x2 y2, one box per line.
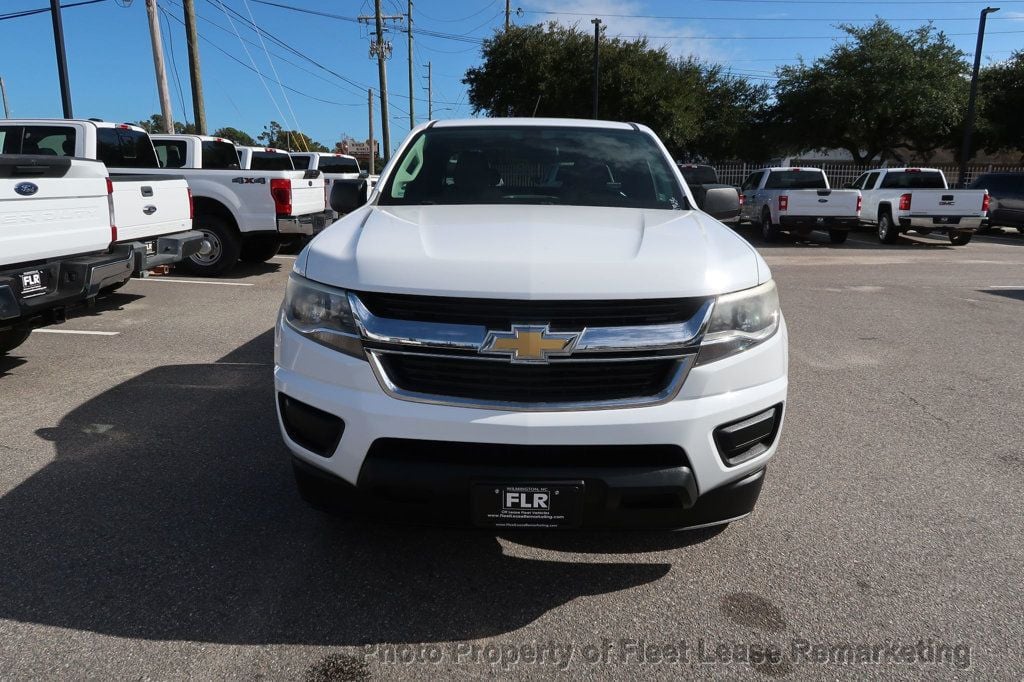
161 7 363 107
520 9 1015 22
0 0 107 21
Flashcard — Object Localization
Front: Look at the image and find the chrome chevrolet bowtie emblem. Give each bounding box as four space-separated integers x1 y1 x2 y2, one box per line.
481 325 579 363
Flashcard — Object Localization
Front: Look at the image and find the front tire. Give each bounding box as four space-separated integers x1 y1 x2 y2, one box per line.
176 215 240 277
949 231 973 246
877 211 900 244
239 236 281 263
828 229 848 244
0 326 32 355
760 210 780 242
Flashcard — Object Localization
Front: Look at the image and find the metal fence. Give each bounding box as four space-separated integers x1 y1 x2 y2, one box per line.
709 162 1024 188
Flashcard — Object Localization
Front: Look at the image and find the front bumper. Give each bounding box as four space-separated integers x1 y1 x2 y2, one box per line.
277 210 334 236
0 246 133 324
779 215 859 229
274 317 788 529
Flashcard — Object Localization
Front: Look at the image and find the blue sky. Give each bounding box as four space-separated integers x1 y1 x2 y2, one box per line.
1 0 1022 153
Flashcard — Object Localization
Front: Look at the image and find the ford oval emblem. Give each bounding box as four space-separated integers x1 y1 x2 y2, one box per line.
14 182 39 197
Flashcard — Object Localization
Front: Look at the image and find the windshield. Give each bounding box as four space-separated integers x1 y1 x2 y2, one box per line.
678 165 718 185
202 141 240 169
318 156 360 174
251 152 294 171
379 126 687 210
764 170 827 190
880 171 946 189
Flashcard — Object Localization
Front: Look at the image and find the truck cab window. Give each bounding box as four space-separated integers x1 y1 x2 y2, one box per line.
200 141 241 170
0 126 76 157
96 128 160 169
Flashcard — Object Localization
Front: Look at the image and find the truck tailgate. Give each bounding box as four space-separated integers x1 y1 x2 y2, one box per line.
907 190 987 216
289 173 327 217
785 189 860 217
109 174 191 242
0 156 111 266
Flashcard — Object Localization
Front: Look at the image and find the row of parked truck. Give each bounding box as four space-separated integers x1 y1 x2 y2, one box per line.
1 117 369 354
679 163 995 246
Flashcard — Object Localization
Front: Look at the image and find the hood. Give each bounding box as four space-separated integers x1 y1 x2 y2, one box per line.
302 204 765 299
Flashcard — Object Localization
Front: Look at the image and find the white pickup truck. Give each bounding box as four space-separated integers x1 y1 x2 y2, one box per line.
147 134 333 274
0 120 201 275
291 152 365 218
739 167 861 244
1 155 136 354
237 145 294 171
276 118 787 531
852 168 989 245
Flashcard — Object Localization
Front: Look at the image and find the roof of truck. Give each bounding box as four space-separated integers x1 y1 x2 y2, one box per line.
1 118 148 133
431 118 636 130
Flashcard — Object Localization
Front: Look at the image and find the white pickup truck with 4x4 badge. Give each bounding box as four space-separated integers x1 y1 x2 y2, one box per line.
275 118 788 530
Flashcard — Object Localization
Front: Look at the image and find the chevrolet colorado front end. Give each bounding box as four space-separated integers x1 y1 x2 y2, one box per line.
274 119 788 530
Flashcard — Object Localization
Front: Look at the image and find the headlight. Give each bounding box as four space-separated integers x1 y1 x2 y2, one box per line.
696 280 780 365
282 273 364 358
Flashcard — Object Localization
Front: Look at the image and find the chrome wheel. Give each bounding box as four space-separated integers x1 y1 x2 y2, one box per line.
190 228 222 266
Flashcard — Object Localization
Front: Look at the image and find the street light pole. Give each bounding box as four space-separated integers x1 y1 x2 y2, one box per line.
959 6 999 187
591 18 601 119
49 0 73 118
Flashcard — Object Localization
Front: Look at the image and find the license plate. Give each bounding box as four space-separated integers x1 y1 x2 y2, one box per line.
145 241 157 255
815 217 824 224
933 217 960 225
18 269 48 298
471 482 584 529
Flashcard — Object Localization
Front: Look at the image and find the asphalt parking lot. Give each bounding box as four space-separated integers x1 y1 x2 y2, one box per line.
1 227 1023 679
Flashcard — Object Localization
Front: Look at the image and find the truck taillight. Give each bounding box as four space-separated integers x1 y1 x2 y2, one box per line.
778 195 788 211
106 177 117 243
982 192 990 213
899 193 912 211
856 195 862 214
270 178 292 215
739 194 745 206
187 187 194 220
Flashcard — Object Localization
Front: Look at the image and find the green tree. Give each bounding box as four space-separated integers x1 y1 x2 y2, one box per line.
689 64 773 161
979 51 1024 159
464 24 710 156
773 20 968 163
257 120 329 152
212 126 256 146
135 114 197 135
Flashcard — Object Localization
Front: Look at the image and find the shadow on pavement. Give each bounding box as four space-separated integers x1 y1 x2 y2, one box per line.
501 525 726 554
729 224 957 251
980 288 1024 302
1 330 671 645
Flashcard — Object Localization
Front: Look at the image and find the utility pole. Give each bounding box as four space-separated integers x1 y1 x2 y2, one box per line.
49 0 73 118
591 18 601 119
0 78 10 118
407 0 414 129
368 88 375 175
145 0 175 133
505 0 510 30
182 0 207 134
425 61 432 120
358 4 402 163
959 6 1000 187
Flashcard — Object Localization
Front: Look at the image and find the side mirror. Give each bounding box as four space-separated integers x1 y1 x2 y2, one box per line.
701 187 741 220
330 178 368 214
359 169 369 179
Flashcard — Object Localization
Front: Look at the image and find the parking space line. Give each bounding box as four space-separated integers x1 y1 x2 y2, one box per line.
270 255 297 260
987 285 1024 289
32 329 120 336
133 278 254 287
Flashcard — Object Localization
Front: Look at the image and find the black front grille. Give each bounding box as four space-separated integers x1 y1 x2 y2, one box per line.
378 353 680 404
357 291 707 330
365 439 689 468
